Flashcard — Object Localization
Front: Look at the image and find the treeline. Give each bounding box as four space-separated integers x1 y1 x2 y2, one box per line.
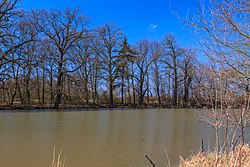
0 0 249 109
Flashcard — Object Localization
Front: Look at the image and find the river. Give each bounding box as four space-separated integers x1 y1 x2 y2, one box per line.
0 109 248 167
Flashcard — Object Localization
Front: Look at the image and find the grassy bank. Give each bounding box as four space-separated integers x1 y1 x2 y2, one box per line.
179 144 250 167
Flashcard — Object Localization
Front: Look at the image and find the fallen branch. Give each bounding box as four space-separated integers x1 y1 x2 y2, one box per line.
145 155 155 167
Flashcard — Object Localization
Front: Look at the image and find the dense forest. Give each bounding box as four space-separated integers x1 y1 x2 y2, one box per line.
0 0 249 109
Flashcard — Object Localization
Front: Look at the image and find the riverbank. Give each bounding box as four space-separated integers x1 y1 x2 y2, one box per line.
50 144 250 167
0 105 151 111
179 144 250 167
0 103 196 111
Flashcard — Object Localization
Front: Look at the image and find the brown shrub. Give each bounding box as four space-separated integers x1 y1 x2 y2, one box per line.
179 144 250 167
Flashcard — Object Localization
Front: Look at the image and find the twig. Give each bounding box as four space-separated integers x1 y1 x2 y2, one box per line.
145 155 155 167
200 138 204 153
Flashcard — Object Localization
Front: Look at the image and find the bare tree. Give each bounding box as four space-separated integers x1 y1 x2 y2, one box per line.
0 1 34 68
73 31 93 106
34 8 88 108
162 34 185 107
182 0 249 103
0 9 37 105
150 41 163 105
180 50 196 107
134 40 155 106
94 23 123 106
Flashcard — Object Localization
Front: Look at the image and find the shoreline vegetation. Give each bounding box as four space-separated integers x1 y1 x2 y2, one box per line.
0 103 201 111
50 144 250 167
0 105 193 112
0 1 248 111
180 144 250 167
50 147 66 167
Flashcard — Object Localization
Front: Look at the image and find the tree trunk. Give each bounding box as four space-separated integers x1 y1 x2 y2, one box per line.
36 67 40 104
121 71 124 105
2 82 6 104
24 66 32 105
84 79 89 106
10 86 17 105
183 74 188 107
146 72 150 105
168 72 171 100
127 76 131 104
42 65 45 105
50 66 53 106
156 84 161 105
109 79 113 106
139 93 144 106
173 61 178 107
54 60 63 109
138 77 144 106
131 63 136 105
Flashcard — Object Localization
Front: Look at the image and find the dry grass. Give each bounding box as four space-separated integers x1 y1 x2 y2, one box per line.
179 144 250 167
50 147 66 167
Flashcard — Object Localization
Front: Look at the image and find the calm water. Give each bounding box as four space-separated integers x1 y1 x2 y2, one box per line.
0 109 247 167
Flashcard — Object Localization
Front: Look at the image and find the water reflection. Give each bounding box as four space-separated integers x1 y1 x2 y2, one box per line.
0 109 248 167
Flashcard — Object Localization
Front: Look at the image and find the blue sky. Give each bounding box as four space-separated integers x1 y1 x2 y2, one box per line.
21 0 197 47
